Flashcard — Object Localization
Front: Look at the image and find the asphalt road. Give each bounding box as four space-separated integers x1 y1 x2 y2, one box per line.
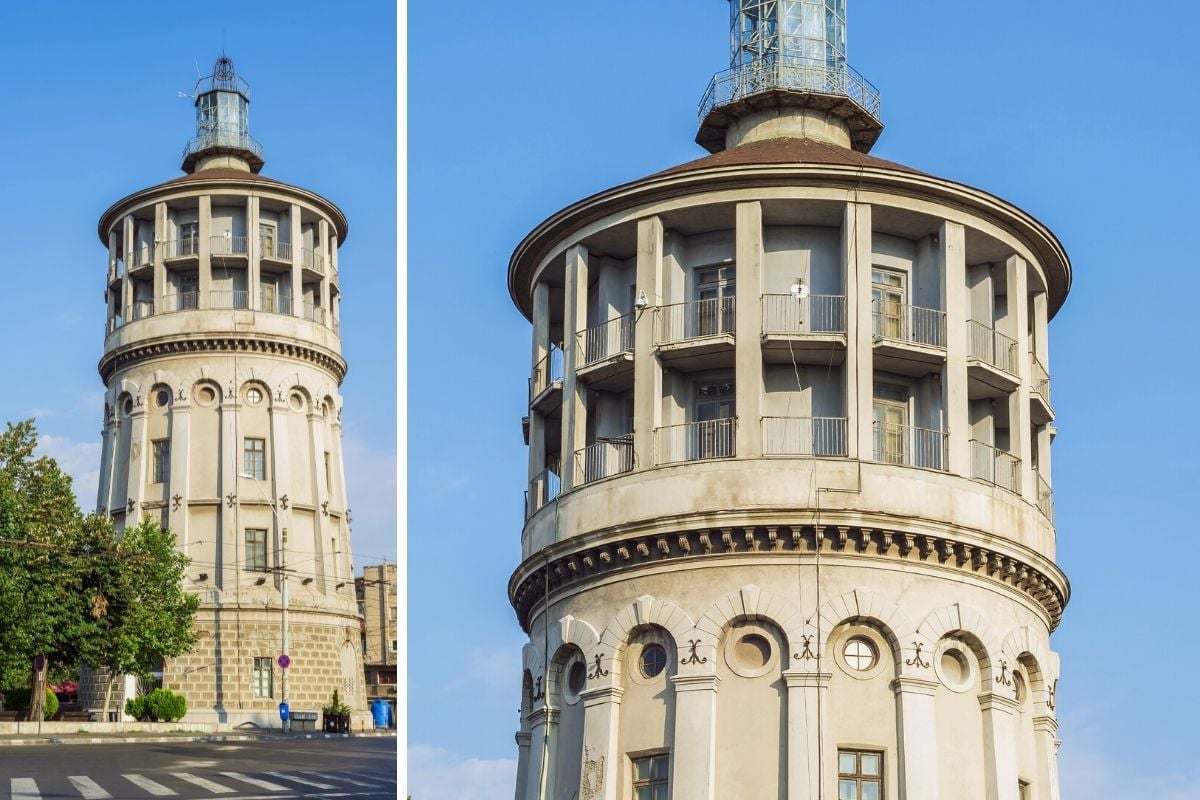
0 738 397 800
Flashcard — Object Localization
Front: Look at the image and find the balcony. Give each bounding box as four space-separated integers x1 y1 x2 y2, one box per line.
762 416 848 457
576 314 634 390
210 290 250 310
127 245 155 277
970 439 1020 494
302 248 325 278
109 255 125 286
966 320 1019 397
1036 471 1054 522
161 237 200 262
529 344 564 414
303 301 326 325
259 291 293 315
872 300 947 376
656 297 736 369
210 235 249 259
525 466 561 519
262 240 293 264
163 291 199 312
1030 354 1053 424
761 294 846 365
656 418 737 465
574 437 634 486
123 300 154 323
872 421 947 471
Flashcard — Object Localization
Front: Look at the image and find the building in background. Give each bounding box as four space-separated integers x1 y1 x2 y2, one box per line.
508 2 1069 798
81 56 364 726
356 562 397 712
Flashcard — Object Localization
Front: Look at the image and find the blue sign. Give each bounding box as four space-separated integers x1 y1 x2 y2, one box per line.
278 702 289 720
277 654 291 669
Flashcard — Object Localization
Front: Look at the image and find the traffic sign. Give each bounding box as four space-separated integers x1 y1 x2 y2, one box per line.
278 654 291 669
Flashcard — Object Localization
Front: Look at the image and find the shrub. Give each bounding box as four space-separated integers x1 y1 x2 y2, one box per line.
126 689 187 722
3 688 59 720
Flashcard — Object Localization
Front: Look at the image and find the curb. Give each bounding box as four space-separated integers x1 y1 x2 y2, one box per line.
0 731 397 747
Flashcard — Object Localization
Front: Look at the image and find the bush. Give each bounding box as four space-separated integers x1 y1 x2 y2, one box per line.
3 688 59 720
125 689 187 722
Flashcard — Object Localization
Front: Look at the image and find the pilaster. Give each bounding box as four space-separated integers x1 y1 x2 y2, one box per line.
217 393 239 590
580 685 624 800
1032 715 1061 800
514 730 533 800
891 676 940 800
529 282 550 481
168 397 191 548
525 706 560 800
670 673 719 800
307 408 331 585
1005 255 1034 500
199 196 213 309
561 245 588 490
248 196 261 310
734 201 763 458
154 202 168 312
941 221 969 474
783 670 831 800
634 217 664 468
124 401 149 531
979 692 1020 800
290 203 304 318
844 202 873 460
319 219 331 313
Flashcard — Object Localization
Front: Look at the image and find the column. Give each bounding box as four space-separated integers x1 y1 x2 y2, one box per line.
979 692 1020 800
1004 255 1034 499
633 218 664 469
199 196 213 310
560 244 588 491
307 407 331 586
168 397 191 548
735 201 763 458
248 196 261 310
514 730 533 800
525 707 559 800
330 233 339 275
122 215 135 319
941 221 969 475
892 677 940 800
290 204 304 317
1031 291 1052 490
579 686 623 800
217 392 239 590
670 674 719 800
124 400 149 531
844 202 873 460
96 415 114 513
154 202 167 313
319 219 331 316
784 670 830 800
1032 715 1060 800
529 282 550 482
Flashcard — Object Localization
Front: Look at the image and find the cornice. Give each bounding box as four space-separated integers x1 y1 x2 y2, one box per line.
510 522 1068 635
98 333 347 384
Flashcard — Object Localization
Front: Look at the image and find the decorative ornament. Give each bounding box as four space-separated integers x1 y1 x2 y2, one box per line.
280 494 290 510
226 493 236 508
587 654 609 680
532 675 545 701
681 639 708 665
995 658 1013 687
127 498 136 513
904 642 931 669
171 494 183 511
793 635 817 662
1047 678 1058 710
176 388 186 401
321 501 329 516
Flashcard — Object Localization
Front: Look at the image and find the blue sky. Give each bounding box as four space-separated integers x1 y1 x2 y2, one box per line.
409 1 1200 798
0 2 397 570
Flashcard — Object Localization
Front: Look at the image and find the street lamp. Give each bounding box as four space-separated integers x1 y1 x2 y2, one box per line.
239 472 289 732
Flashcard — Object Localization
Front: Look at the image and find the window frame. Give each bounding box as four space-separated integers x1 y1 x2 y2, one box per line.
243 437 266 480
838 748 884 800
630 752 670 800
252 656 274 699
151 438 170 484
245 528 268 572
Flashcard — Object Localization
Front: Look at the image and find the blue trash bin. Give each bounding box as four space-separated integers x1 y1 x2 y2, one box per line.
370 699 388 728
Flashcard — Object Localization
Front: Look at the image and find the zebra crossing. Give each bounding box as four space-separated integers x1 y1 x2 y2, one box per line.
6 770 394 800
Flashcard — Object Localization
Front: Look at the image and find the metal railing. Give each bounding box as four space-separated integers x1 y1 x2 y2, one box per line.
699 56 881 123
210 290 249 310
303 301 325 324
302 248 324 273
164 291 199 312
574 437 634 486
182 131 263 162
872 422 947 471
123 300 154 322
127 245 154 270
530 344 564 400
1036 472 1054 521
162 237 200 259
1030 354 1051 407
263 240 293 261
111 255 125 280
970 440 1021 494
525 466 561 518
872 300 946 348
259 291 293 315
967 321 1018 375
762 417 848 457
578 314 634 366
656 418 737 464
210 235 249 256
761 294 846 334
657 297 736 345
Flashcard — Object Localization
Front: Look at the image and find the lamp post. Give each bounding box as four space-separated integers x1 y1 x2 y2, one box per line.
239 472 289 731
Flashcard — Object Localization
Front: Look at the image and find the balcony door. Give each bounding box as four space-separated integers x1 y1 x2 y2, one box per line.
259 222 276 259
693 381 736 460
872 385 908 465
695 266 736 337
871 268 905 340
178 273 199 310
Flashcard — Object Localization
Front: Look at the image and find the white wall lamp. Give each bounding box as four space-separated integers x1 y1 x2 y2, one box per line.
634 290 649 310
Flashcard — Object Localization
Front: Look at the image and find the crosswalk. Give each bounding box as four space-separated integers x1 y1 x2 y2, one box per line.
6 770 394 800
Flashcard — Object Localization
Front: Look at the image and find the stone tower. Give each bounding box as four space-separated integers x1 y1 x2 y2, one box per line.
508 3 1068 799
87 56 363 726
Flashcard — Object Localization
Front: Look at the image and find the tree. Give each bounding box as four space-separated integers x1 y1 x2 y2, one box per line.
78 517 199 718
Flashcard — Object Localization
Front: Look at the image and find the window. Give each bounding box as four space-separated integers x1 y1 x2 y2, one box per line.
259 222 276 258
324 451 332 492
871 268 906 340
246 387 264 405
245 528 268 572
692 382 736 460
178 222 199 256
838 750 882 800
252 657 273 698
631 754 669 800
843 637 878 671
872 385 909 465
152 439 170 484
243 437 266 479
694 266 736 336
640 644 667 678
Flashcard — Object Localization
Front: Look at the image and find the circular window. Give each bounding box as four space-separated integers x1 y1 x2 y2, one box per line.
843 637 878 671
934 643 975 693
640 644 667 678
723 622 779 678
246 387 264 405
735 634 770 669
289 391 306 412
195 386 216 407
1013 669 1027 705
122 398 133 416
566 661 587 699
155 389 171 407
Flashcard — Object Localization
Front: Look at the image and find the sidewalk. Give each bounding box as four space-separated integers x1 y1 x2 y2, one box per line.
0 729 397 747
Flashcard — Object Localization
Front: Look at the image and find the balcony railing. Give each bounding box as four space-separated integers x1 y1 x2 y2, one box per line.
530 344 564 400
127 245 154 271
1031 354 1051 407
261 240 292 261
303 301 326 324
656 418 737 464
210 235 249 257
967 321 1018 375
761 294 846 335
302 248 325 274
1036 471 1054 521
210 290 249 310
699 56 881 124
762 417 848 457
112 255 125 280
525 466 561 518
259 291 293 315
182 131 263 161
657 297 736 345
574 437 634 486
578 314 634 366
123 300 154 322
162 237 200 259
872 300 946 348
872 421 948 471
970 440 1021 494
163 291 199 312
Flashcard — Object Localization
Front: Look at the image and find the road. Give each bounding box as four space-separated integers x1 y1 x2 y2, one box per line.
0 737 397 800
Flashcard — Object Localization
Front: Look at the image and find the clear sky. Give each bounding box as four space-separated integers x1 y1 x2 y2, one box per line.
409 1 1200 798
0 3 397 572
